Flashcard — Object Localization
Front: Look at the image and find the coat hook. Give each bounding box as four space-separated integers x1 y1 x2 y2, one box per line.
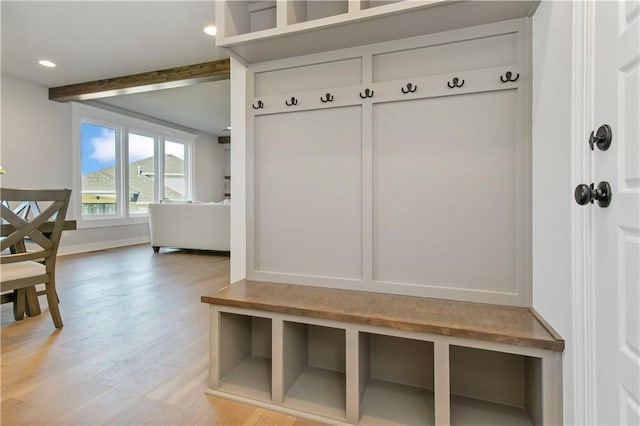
285 97 298 106
359 88 374 99
401 83 418 94
500 71 520 83
447 77 465 89
320 93 334 103
252 100 264 109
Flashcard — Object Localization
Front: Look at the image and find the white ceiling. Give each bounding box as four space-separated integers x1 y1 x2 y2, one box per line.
1 1 230 136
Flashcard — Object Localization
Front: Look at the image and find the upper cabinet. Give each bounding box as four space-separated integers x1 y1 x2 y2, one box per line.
215 0 540 64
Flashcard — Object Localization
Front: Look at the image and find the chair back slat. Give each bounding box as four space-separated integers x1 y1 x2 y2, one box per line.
12 201 42 219
1 250 51 264
1 188 71 256
1 200 65 250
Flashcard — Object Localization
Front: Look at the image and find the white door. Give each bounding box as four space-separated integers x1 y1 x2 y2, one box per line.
588 1 640 424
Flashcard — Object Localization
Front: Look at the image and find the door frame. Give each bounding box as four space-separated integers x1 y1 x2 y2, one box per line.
570 1 597 424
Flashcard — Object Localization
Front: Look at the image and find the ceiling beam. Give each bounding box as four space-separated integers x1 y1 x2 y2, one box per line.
49 59 230 102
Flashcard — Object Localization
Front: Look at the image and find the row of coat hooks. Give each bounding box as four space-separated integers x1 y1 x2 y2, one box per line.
251 71 520 109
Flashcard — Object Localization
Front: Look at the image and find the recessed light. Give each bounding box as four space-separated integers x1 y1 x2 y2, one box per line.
224 126 231 131
38 59 56 68
204 25 217 36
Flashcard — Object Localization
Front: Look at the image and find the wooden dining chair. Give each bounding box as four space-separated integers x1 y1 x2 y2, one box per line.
1 188 71 328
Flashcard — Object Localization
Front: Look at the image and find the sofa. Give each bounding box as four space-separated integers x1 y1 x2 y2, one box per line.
148 202 230 252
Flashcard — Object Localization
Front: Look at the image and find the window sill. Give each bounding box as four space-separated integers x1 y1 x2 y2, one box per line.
76 215 149 230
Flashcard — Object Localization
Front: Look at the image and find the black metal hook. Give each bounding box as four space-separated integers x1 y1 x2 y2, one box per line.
252 100 264 110
359 88 374 99
320 93 334 103
500 71 520 83
285 97 298 106
401 83 418 94
447 77 465 89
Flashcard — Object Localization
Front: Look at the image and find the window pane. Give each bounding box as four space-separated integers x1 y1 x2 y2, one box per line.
129 132 155 214
164 141 186 200
81 123 117 216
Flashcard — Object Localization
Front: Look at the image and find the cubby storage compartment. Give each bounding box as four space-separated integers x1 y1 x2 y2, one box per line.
218 313 272 401
358 333 435 425
223 1 276 37
360 0 404 10
449 346 542 426
287 0 349 25
283 321 347 420
206 283 563 425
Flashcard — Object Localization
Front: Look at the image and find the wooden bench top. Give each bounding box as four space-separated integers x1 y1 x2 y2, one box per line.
202 280 564 352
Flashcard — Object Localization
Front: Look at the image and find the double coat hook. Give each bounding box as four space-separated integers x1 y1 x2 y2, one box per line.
252 100 264 110
359 88 374 99
285 97 298 106
500 71 520 83
320 93 334 103
447 77 465 89
401 83 418 94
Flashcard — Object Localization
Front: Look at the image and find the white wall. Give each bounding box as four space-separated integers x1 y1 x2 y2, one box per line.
1 74 227 254
194 133 228 202
532 2 574 424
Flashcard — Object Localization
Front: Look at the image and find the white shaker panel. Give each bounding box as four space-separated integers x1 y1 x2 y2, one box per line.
254 58 362 96
372 90 518 295
373 32 518 82
255 106 363 279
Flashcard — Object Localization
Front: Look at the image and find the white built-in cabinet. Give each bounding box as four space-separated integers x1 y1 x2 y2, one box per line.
208 6 565 425
215 0 539 64
246 19 532 307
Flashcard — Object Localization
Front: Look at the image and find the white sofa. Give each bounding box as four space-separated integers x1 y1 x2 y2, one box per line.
148 202 230 252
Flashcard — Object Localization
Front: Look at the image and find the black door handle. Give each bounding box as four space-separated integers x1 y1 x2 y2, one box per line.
575 181 612 208
589 124 612 151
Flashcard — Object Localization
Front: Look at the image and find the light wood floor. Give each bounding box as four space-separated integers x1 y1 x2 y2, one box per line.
1 245 322 426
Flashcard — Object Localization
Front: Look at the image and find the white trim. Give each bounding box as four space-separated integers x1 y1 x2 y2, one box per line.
58 236 149 256
249 18 526 74
230 58 250 284
72 102 198 142
570 1 597 424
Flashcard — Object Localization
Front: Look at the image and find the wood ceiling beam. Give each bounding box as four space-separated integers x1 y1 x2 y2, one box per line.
49 59 230 102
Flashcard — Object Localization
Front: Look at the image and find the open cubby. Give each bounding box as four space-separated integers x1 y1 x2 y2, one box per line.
283 321 347 420
360 0 404 10
449 346 542 426
288 0 349 25
224 1 276 37
358 333 435 425
218 313 272 401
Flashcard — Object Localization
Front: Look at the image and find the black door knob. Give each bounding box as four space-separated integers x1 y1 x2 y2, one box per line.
574 181 612 208
589 124 612 151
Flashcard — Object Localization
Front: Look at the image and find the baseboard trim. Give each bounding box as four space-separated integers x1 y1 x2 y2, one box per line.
58 236 150 256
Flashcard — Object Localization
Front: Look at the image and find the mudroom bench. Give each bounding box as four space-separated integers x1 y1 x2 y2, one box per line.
202 280 564 425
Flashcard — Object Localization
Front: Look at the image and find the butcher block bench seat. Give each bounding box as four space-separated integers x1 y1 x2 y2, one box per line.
202 280 564 352
202 280 564 425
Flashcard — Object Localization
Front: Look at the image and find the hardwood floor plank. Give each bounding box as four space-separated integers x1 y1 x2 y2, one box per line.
1 245 321 425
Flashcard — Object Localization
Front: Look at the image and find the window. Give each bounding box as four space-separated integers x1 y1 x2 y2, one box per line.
128 131 155 215
81 122 118 216
73 103 196 227
164 140 186 202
